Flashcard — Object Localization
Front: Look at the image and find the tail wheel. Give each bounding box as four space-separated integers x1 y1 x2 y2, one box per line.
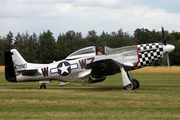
40 83 46 89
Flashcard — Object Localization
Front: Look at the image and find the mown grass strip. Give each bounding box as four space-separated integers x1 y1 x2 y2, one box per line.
0 72 180 119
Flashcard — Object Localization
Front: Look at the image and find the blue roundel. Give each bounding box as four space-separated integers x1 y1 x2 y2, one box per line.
57 61 71 76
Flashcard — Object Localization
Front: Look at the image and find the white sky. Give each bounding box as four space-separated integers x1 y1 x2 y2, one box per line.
1 0 180 39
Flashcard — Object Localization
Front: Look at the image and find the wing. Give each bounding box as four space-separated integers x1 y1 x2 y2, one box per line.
78 69 91 78
86 59 134 76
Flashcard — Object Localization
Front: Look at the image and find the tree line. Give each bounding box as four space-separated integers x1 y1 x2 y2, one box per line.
0 28 180 65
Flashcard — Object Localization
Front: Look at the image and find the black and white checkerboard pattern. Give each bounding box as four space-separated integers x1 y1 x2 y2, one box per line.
135 43 163 69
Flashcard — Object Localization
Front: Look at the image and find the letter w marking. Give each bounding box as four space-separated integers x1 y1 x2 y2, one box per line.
41 67 49 77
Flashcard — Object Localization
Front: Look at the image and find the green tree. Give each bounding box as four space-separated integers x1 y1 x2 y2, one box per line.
86 30 99 46
14 32 32 61
55 31 85 60
1 28 180 66
38 30 56 63
22 32 39 63
6 31 13 50
0 36 9 65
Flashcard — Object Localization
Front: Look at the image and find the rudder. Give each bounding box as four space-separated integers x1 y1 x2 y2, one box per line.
4 50 17 82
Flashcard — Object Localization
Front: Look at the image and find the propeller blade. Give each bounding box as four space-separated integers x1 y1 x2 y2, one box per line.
162 27 167 45
163 53 170 68
161 27 172 68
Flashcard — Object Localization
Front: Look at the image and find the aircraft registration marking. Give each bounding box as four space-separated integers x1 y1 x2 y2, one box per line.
14 63 27 70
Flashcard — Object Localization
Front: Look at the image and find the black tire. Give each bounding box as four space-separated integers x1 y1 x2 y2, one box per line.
40 85 46 89
132 79 140 89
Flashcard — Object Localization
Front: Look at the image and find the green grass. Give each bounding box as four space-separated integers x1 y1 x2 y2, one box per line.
0 73 180 120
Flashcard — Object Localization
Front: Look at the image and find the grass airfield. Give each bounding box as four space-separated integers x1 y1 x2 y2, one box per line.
0 66 180 120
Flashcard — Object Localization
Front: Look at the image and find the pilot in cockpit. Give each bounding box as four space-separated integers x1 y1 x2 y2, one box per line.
97 47 103 55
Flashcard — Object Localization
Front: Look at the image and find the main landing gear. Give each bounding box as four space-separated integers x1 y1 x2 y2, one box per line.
120 67 140 90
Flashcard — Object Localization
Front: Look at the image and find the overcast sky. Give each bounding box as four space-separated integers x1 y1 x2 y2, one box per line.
1 0 180 39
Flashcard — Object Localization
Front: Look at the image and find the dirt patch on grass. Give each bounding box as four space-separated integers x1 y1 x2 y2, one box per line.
0 66 4 73
132 66 180 74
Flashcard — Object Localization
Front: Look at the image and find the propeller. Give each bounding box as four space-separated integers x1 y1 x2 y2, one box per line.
163 53 170 67
162 27 170 68
162 27 167 45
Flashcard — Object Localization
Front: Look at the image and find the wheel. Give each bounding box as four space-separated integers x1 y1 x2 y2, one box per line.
132 79 140 89
124 83 135 90
40 85 46 89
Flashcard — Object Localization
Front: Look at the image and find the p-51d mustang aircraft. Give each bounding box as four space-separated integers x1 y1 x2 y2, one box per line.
4 28 175 90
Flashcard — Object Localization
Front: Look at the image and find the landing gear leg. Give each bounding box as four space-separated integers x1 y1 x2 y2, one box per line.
40 83 46 89
120 67 135 90
120 67 140 90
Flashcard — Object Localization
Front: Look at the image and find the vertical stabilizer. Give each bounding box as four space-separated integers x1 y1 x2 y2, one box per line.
10 49 27 71
4 49 28 82
11 49 27 65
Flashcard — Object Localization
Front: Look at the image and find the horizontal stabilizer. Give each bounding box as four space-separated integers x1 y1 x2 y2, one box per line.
59 82 70 86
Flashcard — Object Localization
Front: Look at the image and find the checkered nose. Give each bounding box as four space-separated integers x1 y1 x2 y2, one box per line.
163 44 175 54
133 43 164 69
